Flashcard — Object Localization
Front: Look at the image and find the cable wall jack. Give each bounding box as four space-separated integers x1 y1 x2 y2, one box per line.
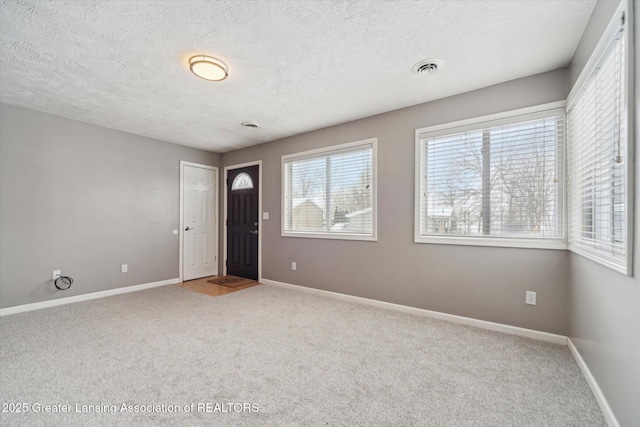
54 274 74 290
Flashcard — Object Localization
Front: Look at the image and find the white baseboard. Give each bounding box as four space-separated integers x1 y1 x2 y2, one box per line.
0 278 180 316
567 339 620 427
261 279 567 345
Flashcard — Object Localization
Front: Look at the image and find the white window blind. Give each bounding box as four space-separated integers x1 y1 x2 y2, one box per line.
567 23 628 273
282 139 376 240
416 107 565 248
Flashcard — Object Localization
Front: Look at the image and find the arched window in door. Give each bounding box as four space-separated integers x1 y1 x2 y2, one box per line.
231 172 254 190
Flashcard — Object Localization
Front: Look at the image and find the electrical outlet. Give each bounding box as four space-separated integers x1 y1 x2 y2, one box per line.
263 212 269 220
52 270 61 280
291 262 296 271
121 264 128 273
526 291 537 305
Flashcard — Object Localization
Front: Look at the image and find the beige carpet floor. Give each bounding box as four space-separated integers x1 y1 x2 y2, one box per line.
0 284 605 426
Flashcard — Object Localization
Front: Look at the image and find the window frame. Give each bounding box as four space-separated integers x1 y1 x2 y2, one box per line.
566 0 634 276
281 138 378 241
413 101 568 250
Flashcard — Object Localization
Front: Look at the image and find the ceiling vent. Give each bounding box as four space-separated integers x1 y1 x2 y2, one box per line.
413 59 443 76
241 121 259 128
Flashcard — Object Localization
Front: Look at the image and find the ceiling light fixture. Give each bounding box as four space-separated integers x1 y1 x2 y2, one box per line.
413 59 443 76
189 55 228 81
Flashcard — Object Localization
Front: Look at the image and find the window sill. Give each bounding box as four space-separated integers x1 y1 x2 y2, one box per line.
568 244 629 276
282 231 377 242
414 235 567 250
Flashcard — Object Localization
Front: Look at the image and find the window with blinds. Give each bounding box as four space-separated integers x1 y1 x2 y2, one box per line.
415 105 565 248
567 12 629 274
282 138 377 240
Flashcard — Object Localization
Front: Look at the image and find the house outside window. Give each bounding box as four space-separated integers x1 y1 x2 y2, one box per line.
415 103 566 249
282 138 377 241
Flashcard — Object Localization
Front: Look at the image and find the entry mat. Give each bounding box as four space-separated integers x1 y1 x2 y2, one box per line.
207 275 258 288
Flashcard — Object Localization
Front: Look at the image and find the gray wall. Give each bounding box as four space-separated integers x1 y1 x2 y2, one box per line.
569 0 622 88
0 104 219 308
221 69 571 335
567 1 640 426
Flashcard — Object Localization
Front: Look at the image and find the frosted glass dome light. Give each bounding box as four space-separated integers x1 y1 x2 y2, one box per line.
189 55 228 81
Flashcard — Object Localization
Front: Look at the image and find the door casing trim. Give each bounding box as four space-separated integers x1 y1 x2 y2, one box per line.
179 161 219 282
223 160 263 281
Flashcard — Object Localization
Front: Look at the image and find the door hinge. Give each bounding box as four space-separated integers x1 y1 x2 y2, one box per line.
621 11 625 26
226 219 228 226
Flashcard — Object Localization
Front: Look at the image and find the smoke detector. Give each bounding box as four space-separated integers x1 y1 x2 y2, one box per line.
413 59 443 76
241 121 259 128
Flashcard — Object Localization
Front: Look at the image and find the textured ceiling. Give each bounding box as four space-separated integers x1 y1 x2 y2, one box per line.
0 0 595 153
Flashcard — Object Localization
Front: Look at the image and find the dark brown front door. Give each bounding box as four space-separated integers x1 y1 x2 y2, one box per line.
226 165 259 280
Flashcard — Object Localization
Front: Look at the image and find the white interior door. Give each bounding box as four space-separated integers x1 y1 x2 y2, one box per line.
183 164 218 281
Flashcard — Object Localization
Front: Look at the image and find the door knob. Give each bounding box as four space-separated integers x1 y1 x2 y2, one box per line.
249 230 258 235
185 226 195 231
